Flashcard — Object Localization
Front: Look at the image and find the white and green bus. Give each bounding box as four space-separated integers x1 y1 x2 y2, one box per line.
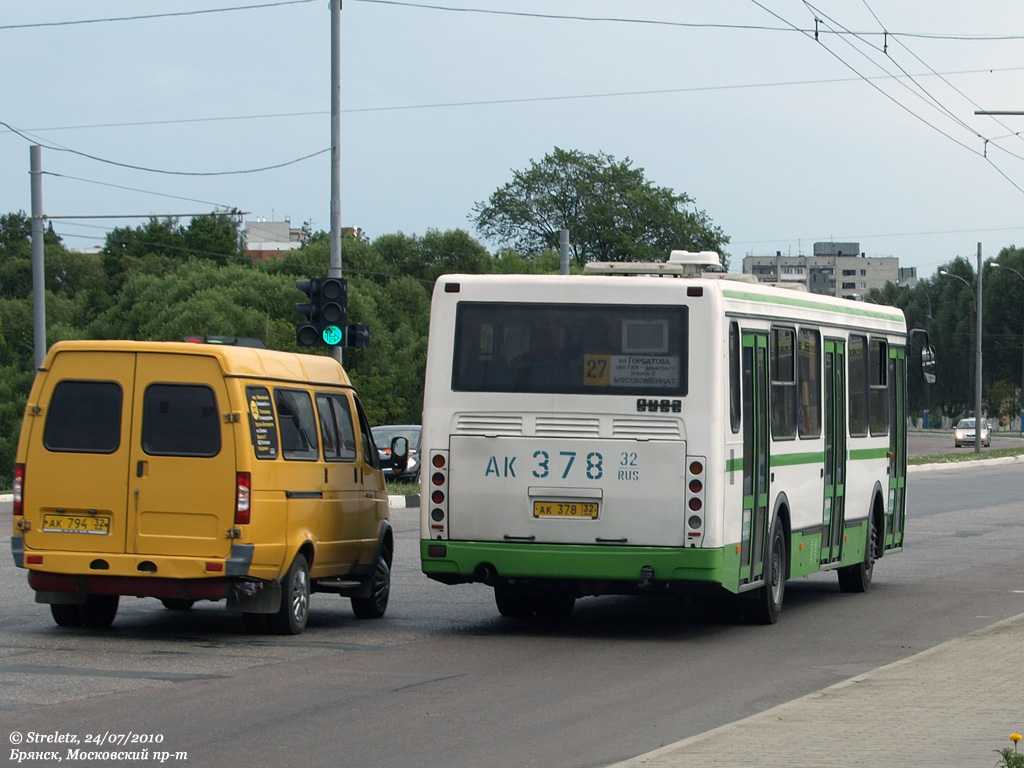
419 252 934 623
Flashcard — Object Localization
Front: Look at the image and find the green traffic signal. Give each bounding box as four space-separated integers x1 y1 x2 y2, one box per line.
322 325 344 346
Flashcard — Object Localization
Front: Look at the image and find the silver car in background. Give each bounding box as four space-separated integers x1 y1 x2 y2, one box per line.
954 418 990 448
372 425 421 481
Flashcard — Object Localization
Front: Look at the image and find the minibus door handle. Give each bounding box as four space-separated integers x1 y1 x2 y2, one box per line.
136 460 147 478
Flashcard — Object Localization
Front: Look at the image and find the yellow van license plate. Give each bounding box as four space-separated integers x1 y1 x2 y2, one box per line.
533 501 599 519
42 514 111 534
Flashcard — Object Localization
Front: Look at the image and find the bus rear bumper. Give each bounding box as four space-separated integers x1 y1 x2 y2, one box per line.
421 540 728 593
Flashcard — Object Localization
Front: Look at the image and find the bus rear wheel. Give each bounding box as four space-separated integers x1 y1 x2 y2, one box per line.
838 514 878 593
741 518 786 625
494 584 534 618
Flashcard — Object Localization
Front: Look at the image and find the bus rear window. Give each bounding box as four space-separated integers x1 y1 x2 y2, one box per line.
452 303 687 396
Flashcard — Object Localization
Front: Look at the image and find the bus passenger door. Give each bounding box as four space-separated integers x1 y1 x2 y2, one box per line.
822 340 847 564
887 347 908 550
740 333 770 586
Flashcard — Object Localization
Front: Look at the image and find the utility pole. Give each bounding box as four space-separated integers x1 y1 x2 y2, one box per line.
329 0 342 364
975 242 983 455
30 146 46 370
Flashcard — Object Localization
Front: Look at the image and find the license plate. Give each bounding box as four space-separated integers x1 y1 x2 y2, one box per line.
533 501 599 519
42 514 111 535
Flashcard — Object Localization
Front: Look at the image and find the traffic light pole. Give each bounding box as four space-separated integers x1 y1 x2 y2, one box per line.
329 0 343 365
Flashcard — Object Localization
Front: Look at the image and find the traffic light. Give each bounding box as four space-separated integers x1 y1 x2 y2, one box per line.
295 277 349 347
346 324 370 348
318 277 347 347
295 278 323 347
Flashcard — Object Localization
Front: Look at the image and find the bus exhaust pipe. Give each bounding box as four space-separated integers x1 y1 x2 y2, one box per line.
475 564 498 585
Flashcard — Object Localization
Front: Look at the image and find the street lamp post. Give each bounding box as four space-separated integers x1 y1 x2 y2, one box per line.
992 262 1024 434
940 248 984 455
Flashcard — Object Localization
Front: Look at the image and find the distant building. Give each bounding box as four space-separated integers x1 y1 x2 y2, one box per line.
741 242 900 300
244 219 305 262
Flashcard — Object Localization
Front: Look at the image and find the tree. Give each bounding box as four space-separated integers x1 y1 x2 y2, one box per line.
471 147 729 267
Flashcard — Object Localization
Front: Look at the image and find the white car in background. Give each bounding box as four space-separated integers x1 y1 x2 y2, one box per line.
954 418 990 448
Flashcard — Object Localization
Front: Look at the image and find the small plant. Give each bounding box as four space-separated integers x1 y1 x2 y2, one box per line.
995 734 1024 768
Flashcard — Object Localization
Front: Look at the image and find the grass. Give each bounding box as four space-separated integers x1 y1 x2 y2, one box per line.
386 480 421 496
908 445 1024 466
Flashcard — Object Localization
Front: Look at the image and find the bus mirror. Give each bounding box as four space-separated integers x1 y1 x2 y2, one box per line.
921 345 936 385
390 436 409 475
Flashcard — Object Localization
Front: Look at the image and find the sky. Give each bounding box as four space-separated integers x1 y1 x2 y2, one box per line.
2 0 1023 278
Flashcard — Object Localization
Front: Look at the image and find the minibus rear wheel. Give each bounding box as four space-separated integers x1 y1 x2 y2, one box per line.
270 554 310 635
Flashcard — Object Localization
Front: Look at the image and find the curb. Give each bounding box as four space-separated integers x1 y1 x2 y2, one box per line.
388 494 420 509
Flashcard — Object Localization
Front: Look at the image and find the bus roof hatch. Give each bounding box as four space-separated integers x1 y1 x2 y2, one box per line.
583 250 722 278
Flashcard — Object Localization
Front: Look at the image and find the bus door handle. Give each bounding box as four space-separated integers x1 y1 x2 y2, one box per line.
504 535 535 542
596 537 628 544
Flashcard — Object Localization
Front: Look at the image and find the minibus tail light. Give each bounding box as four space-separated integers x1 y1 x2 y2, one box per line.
13 463 24 516
235 472 251 525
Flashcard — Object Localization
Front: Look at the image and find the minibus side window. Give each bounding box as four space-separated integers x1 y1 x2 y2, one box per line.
353 397 381 469
142 384 220 457
44 380 123 453
316 393 357 462
275 389 319 461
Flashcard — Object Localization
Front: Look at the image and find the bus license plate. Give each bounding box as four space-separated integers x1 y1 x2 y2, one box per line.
42 514 111 535
533 501 599 519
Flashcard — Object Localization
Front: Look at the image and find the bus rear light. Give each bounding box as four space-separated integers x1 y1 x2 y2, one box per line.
427 450 449 540
26 554 43 565
205 562 224 572
235 472 251 525
427 544 447 557
13 463 24 516
685 456 706 546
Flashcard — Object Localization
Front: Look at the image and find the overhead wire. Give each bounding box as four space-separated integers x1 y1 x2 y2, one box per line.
0 1 317 31
748 0 1024 197
1 120 329 176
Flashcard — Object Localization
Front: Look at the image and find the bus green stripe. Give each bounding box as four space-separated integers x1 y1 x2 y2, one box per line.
850 447 889 460
422 540 726 584
721 288 903 322
726 448 887 471
771 451 825 467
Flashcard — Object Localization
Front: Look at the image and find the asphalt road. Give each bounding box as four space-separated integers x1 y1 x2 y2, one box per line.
908 428 1023 457
0 455 1022 768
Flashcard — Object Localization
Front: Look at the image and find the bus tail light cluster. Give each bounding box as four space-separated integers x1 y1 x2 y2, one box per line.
428 450 449 539
685 457 705 547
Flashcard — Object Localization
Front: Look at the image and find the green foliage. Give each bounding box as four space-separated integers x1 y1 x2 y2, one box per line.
868 246 1024 426
471 146 729 267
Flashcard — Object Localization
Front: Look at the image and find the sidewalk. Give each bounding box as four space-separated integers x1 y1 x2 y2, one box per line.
608 611 1024 768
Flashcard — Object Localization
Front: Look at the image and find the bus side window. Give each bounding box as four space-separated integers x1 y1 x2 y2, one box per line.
848 335 869 436
798 328 821 439
770 327 797 440
869 339 889 435
729 322 741 433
